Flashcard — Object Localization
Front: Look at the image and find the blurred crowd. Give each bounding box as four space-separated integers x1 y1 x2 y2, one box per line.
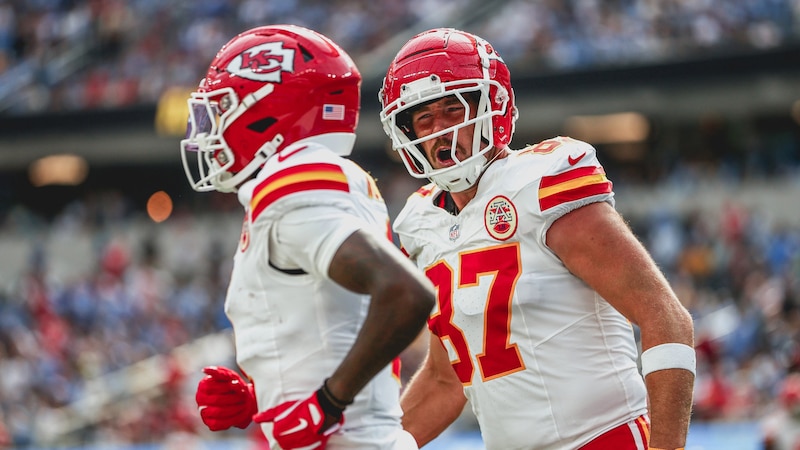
1 0 799 114
1 0 800 448
0 160 798 447
0 192 238 446
637 202 800 420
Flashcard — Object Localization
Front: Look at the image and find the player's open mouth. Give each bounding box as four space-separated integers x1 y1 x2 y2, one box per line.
435 147 455 167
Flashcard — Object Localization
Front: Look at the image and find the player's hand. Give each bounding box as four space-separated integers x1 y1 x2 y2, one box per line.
195 366 257 431
253 389 345 449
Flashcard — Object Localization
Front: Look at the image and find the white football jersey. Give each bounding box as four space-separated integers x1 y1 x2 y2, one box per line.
224 141 410 449
394 137 648 450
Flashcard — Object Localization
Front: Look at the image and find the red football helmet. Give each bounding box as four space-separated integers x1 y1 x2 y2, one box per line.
379 28 518 192
181 25 361 192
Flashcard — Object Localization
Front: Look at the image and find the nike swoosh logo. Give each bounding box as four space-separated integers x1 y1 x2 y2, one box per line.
280 418 308 436
568 152 586 166
307 402 322 425
277 145 308 162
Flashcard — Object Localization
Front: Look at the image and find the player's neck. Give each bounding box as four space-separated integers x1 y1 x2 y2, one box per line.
450 147 509 211
450 187 477 212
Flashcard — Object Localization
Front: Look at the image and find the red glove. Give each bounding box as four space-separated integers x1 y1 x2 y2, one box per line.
253 388 346 449
196 366 257 431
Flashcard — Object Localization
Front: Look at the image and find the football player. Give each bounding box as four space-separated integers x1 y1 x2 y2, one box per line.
183 25 434 450
379 28 695 450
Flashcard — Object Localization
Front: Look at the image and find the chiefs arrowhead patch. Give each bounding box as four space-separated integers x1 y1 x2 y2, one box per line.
484 195 518 241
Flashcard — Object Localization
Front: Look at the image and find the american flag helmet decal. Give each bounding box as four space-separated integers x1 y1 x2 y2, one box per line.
322 104 345 120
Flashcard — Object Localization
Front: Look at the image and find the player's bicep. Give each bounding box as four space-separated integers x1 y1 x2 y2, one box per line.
546 201 671 323
327 229 372 293
326 228 411 295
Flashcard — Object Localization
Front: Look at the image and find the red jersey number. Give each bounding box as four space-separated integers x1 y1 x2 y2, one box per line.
426 243 525 385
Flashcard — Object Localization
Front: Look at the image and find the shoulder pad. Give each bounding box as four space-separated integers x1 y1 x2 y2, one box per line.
519 137 614 213
412 182 437 198
251 159 352 222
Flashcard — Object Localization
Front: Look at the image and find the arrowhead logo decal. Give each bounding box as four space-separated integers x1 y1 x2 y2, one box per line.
227 42 295 82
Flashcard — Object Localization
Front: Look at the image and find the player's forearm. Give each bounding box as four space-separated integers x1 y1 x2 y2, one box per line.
645 368 695 449
328 281 433 402
400 363 466 447
639 304 695 448
324 230 435 403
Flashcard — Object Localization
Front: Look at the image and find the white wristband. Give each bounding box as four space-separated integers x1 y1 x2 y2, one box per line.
640 343 696 377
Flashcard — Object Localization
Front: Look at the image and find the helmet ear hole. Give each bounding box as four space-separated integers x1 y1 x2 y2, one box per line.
298 44 313 62
247 117 277 133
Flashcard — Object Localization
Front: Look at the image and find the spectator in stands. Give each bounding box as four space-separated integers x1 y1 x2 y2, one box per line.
762 372 800 449
2 0 800 114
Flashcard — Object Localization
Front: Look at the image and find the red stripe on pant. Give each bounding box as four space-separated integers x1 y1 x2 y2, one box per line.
579 415 650 450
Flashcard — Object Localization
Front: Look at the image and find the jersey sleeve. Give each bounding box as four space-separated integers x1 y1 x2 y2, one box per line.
246 148 385 279
536 138 615 226
271 205 369 279
249 161 352 222
392 183 437 264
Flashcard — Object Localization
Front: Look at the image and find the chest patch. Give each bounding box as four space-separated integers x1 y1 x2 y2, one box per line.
484 195 518 241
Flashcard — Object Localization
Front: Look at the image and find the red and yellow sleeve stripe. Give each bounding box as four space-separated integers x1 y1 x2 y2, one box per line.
251 163 349 220
538 165 612 211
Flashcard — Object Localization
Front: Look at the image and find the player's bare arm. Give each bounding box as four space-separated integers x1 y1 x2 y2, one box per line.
547 201 695 449
326 229 435 404
401 333 467 447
